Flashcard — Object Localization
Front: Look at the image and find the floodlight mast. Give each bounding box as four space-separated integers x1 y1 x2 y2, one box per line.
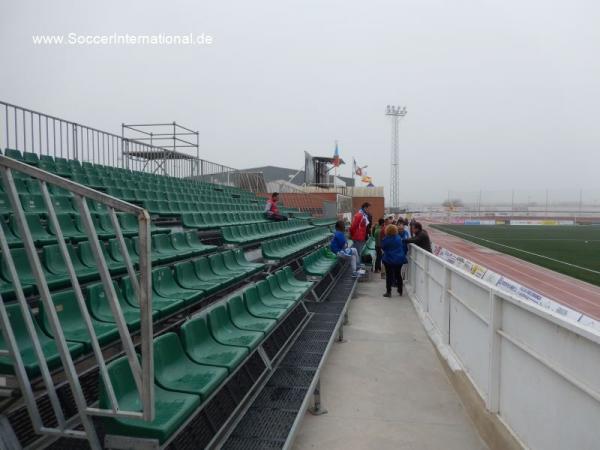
385 105 407 210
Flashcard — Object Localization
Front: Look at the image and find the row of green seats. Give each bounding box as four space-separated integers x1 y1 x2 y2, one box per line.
302 247 338 276
106 187 259 208
0 249 268 377
4 149 260 201
310 217 338 227
261 227 331 260
0 211 169 248
222 219 314 245
143 201 258 217
181 212 268 229
99 267 311 443
0 231 214 297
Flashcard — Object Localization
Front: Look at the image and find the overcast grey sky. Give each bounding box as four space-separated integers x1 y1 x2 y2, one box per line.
1 0 599 203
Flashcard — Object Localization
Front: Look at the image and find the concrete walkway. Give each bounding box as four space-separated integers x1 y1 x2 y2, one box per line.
293 276 487 450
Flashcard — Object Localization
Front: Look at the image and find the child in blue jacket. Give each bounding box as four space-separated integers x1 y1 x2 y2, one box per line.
331 220 360 277
381 224 407 297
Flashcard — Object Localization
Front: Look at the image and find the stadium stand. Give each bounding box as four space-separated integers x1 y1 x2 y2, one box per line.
0 140 355 450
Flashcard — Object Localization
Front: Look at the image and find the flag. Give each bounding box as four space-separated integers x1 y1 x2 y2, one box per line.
353 158 363 176
332 142 340 167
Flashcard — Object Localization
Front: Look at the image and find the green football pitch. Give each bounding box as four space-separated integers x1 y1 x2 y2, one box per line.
431 224 600 287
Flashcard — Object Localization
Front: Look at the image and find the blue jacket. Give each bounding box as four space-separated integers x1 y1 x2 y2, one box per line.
400 229 409 254
381 234 407 265
330 230 347 254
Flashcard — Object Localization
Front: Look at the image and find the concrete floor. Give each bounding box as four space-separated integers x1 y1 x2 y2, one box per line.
292 276 488 450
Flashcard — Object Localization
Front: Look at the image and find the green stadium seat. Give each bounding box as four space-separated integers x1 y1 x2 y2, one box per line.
302 247 338 276
153 332 228 400
86 282 158 330
255 281 295 310
47 213 88 242
42 244 98 283
180 314 248 372
39 290 119 351
226 295 275 333
1 219 22 247
283 266 313 289
120 275 184 319
242 288 286 320
20 194 46 214
152 267 203 305
208 253 245 282
22 152 40 166
192 258 232 287
9 213 56 245
51 195 76 213
207 304 263 350
152 234 186 263
184 231 215 253
274 270 310 296
169 232 201 257
4 149 23 160
0 193 11 215
174 261 221 295
0 247 69 291
78 241 125 274
99 355 201 444
107 237 139 266
0 303 85 376
266 275 300 301
222 250 262 276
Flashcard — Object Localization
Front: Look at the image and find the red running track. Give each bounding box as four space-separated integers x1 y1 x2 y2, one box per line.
424 223 600 321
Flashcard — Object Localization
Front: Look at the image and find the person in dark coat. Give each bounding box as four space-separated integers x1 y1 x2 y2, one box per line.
381 224 407 297
405 222 432 253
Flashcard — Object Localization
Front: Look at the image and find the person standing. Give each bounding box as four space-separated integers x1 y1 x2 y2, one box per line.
264 192 288 221
349 202 371 256
381 224 407 297
405 222 432 253
373 218 384 273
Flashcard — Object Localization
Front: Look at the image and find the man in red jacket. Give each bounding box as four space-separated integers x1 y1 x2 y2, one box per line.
264 192 288 221
349 202 371 256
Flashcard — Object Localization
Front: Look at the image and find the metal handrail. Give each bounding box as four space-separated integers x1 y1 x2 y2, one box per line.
0 155 154 449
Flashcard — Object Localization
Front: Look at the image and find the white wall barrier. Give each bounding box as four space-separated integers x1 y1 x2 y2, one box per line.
406 244 600 450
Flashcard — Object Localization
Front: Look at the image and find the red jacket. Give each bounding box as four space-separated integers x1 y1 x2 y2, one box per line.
349 210 368 241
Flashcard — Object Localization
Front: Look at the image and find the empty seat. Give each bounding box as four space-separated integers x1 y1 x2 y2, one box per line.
208 253 245 283
121 276 184 318
1 219 22 247
266 275 300 301
42 244 98 283
152 234 185 263
153 332 228 400
207 305 263 350
39 290 119 351
0 303 85 376
86 282 158 330
179 314 248 372
184 231 215 253
255 281 295 310
9 213 56 245
242 287 287 320
227 295 275 333
99 355 201 444
47 213 88 241
174 260 221 295
78 241 126 274
152 267 203 305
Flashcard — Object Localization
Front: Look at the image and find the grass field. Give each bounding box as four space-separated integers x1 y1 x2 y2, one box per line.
431 224 600 287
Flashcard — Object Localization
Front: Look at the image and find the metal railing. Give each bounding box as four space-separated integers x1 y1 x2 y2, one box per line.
405 244 600 450
0 156 154 449
0 100 242 182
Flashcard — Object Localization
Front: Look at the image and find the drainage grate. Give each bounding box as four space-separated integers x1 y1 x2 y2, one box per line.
228 409 298 441
253 386 308 411
167 411 214 450
268 368 316 388
294 329 333 342
222 437 284 450
280 351 323 369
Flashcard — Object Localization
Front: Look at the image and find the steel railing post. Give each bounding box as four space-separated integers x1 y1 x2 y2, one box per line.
486 290 502 413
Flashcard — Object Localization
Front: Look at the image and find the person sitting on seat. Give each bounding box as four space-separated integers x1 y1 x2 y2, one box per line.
331 220 361 277
264 192 288 221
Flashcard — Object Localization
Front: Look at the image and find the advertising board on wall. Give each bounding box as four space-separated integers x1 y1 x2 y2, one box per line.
432 244 599 331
